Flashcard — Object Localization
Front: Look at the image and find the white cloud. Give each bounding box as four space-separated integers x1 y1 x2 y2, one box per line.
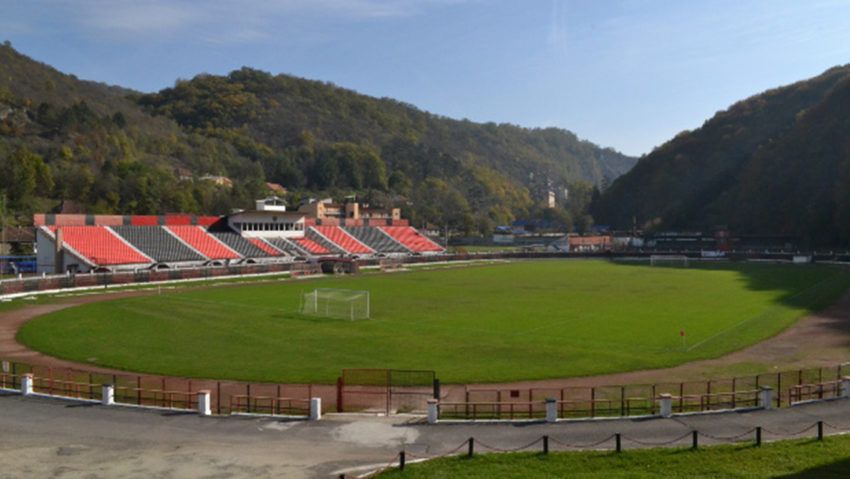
79 1 197 34
262 0 475 19
46 0 477 45
547 0 569 58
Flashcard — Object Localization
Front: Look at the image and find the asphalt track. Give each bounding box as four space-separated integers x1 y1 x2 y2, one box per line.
2 391 850 478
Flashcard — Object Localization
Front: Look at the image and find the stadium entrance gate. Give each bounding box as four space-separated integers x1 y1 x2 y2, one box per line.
338 369 438 414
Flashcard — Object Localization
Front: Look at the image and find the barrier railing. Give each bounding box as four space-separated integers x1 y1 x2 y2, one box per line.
3 355 850 419
439 388 766 421
112 385 199 410
32 376 101 401
0 372 22 391
789 379 845 405
681 389 761 412
230 395 311 416
439 401 547 420
462 363 850 416
0 261 323 296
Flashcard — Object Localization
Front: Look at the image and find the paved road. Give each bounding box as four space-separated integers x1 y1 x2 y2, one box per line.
2 392 850 478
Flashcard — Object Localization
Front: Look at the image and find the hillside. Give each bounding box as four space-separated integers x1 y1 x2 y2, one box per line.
0 42 636 233
592 64 850 247
0 42 263 226
134 67 636 232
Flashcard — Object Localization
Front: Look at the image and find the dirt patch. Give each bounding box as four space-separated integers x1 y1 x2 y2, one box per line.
2 288 850 389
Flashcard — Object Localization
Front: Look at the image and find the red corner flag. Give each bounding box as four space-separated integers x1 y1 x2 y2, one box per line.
680 330 685 337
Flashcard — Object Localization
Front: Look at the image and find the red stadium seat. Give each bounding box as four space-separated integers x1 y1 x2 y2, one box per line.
166 226 241 260
379 226 443 252
313 226 374 254
293 237 330 254
48 226 151 265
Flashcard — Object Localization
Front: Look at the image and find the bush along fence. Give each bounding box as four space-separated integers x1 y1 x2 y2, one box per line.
339 420 850 479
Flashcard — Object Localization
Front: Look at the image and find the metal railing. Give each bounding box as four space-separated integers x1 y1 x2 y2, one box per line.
230 395 311 416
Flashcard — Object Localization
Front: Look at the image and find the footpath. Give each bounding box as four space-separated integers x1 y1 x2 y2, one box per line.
1 392 849 478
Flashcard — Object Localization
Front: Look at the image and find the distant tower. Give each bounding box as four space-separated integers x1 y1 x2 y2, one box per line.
547 190 556 208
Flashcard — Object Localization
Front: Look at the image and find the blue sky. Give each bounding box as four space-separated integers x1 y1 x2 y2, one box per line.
3 0 850 156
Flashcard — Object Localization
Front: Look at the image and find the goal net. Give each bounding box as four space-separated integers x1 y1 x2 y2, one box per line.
649 255 689 267
301 288 370 320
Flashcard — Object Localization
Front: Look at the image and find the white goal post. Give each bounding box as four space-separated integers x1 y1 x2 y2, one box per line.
300 288 370 320
649 254 690 267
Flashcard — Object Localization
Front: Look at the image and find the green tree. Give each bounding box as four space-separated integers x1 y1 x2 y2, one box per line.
0 147 53 204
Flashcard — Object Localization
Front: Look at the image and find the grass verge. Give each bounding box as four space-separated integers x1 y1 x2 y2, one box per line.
378 434 850 478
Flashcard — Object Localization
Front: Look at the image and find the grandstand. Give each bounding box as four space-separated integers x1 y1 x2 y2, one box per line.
34 204 444 273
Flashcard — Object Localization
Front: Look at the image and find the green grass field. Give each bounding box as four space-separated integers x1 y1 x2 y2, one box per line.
16 260 850 384
376 435 850 478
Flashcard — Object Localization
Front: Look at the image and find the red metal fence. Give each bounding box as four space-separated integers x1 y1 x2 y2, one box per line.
2 359 848 419
789 379 846 405
451 363 850 419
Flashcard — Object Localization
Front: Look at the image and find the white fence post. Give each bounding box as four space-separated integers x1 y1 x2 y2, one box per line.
197 390 211 416
659 393 673 418
760 386 773 410
21 373 33 395
842 377 850 398
102 384 114 405
427 399 439 424
546 398 558 423
310 397 322 421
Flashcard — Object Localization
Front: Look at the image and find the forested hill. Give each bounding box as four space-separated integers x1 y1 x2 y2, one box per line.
0 42 636 233
134 68 636 231
592 64 850 247
0 42 264 225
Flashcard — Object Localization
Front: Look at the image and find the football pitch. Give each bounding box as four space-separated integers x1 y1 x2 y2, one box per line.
16 260 850 384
